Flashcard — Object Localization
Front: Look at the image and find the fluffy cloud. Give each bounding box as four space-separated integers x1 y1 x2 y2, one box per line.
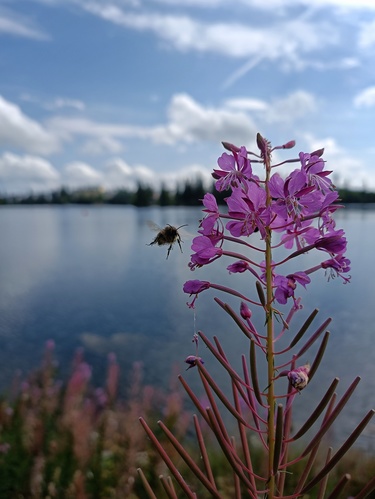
302 134 374 189
83 4 339 63
353 86 375 108
48 93 257 147
0 152 59 193
62 162 103 189
103 158 153 190
0 96 60 154
224 91 317 125
153 93 257 145
0 9 49 40
263 91 317 124
358 19 375 49
81 136 124 155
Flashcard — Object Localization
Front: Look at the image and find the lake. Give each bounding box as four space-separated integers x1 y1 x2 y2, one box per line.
0 204 374 449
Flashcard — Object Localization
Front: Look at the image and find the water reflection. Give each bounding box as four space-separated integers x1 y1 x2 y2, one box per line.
0 205 374 449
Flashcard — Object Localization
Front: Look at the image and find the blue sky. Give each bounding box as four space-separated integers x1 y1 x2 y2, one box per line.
1 0 375 194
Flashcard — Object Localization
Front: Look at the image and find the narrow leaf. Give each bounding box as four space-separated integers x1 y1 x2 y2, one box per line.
288 378 339 442
193 414 216 488
158 420 221 498
273 404 284 475
250 339 264 406
326 474 351 499
301 410 375 494
289 308 319 348
160 475 178 499
137 468 158 499
308 331 330 382
139 417 196 498
301 376 361 457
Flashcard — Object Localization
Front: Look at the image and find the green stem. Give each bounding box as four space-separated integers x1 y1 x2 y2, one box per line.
264 144 276 498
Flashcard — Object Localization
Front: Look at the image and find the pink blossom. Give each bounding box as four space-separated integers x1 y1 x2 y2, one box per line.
213 146 252 191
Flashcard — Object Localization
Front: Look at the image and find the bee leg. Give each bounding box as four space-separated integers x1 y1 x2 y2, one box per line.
166 244 173 259
177 238 183 253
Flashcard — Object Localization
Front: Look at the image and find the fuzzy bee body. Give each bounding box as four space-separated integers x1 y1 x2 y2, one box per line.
148 223 188 259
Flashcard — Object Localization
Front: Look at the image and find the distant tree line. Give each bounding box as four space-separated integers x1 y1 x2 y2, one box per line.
0 179 374 206
0 179 227 206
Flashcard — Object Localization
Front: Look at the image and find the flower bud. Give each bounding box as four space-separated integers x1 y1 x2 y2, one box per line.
185 355 204 370
282 140 296 149
256 132 267 154
221 141 241 153
310 147 324 157
287 364 310 391
240 301 252 320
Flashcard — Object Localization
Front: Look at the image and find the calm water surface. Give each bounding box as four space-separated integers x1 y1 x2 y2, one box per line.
0 205 374 448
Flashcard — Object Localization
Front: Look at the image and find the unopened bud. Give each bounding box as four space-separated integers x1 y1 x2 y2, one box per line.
256 133 266 154
185 355 204 370
282 140 296 149
221 141 241 153
310 148 324 158
240 301 252 320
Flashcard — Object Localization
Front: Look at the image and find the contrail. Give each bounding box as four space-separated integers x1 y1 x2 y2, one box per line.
221 54 264 90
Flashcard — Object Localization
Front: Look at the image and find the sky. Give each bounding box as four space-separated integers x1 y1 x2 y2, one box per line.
1 0 375 195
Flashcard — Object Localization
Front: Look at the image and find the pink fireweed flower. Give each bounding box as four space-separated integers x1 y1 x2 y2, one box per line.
183 279 211 308
321 254 351 283
299 151 333 194
226 182 270 239
213 145 253 191
274 272 311 305
287 364 310 391
278 222 315 251
227 260 251 274
185 355 204 370
269 171 321 223
314 229 347 255
200 193 221 235
189 234 223 269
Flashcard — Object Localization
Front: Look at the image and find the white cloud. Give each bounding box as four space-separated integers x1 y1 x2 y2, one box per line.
353 86 375 108
81 136 124 155
224 91 317 125
48 116 146 141
96 157 212 192
157 93 257 145
20 93 85 111
263 90 317 124
358 19 375 49
159 163 212 191
0 152 59 193
82 4 339 61
0 9 49 40
302 134 373 189
103 158 160 190
62 161 103 189
49 93 257 146
224 98 269 112
152 0 375 8
0 95 60 154
46 97 86 111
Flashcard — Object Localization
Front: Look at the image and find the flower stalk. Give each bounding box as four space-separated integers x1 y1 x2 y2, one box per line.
140 133 375 498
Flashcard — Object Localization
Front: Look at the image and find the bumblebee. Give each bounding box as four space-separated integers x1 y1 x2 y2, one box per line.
148 222 188 259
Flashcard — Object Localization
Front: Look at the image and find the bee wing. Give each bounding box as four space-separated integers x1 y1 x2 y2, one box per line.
177 226 194 241
147 220 162 232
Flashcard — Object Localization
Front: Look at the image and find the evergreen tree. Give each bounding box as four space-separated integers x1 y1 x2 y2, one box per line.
133 183 154 207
